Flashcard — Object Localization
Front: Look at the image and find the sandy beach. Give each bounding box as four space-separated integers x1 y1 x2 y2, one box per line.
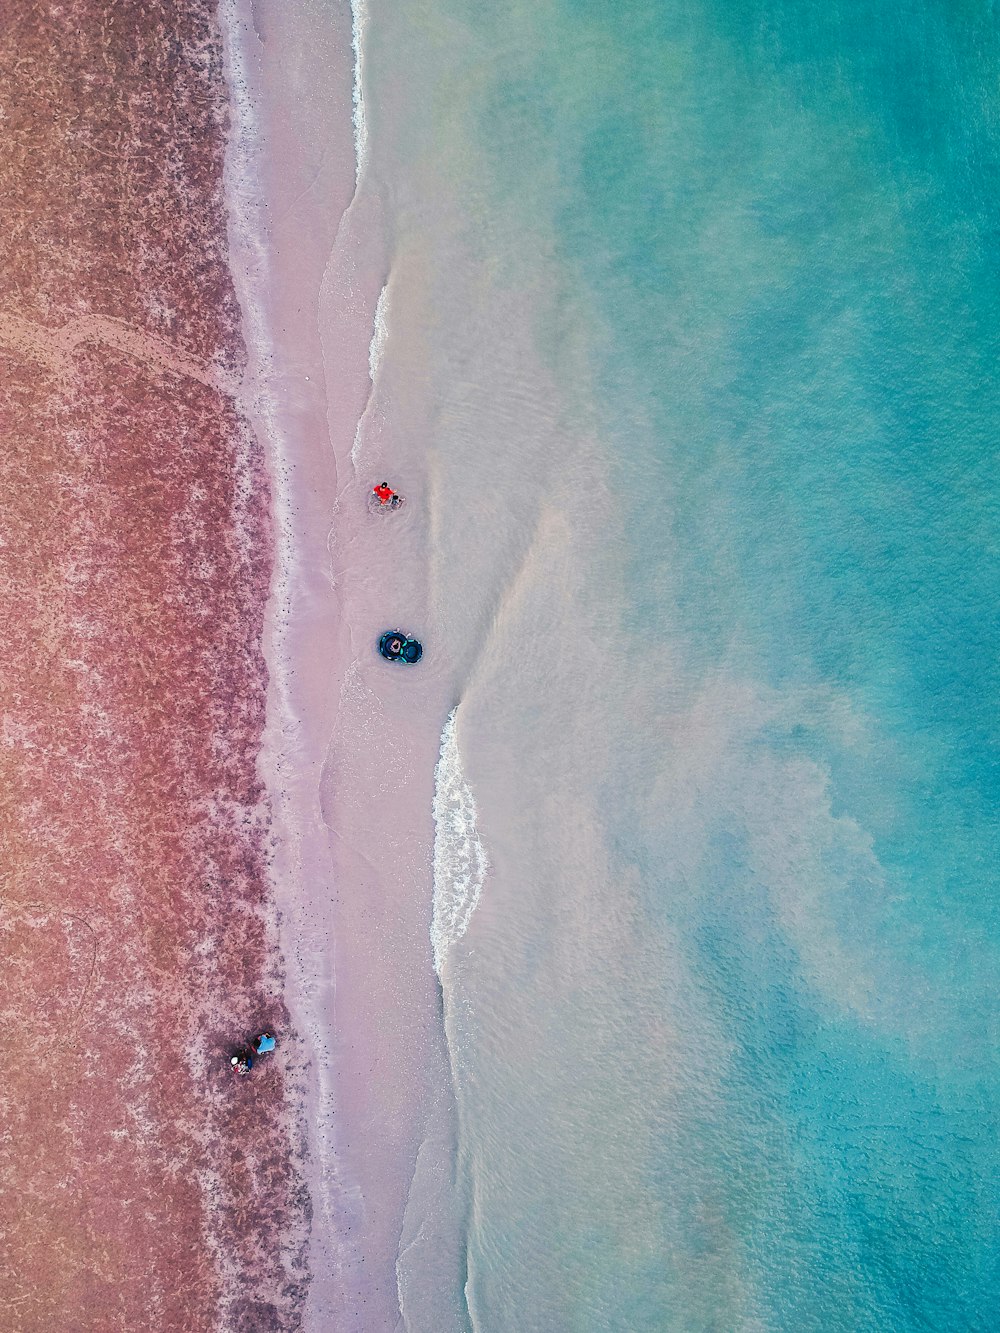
221 2 465 1326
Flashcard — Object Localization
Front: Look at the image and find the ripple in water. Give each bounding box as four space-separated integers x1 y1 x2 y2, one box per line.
431 707 488 978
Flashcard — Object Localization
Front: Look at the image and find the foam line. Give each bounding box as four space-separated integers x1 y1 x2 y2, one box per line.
431 708 489 977
350 0 369 183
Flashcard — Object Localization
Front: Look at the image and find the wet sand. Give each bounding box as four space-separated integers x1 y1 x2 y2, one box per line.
0 5 307 1329
218 0 366 1321
223 2 467 1327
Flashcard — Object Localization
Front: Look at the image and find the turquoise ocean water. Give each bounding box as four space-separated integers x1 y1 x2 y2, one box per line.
358 0 1000 1327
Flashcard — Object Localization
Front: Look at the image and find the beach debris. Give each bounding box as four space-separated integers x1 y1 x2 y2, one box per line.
371 480 404 510
378 630 423 664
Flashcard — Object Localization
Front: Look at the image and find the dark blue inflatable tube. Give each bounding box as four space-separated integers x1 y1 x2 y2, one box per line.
379 630 423 663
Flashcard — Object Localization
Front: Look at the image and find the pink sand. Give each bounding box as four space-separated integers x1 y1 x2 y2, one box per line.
221 3 460 1327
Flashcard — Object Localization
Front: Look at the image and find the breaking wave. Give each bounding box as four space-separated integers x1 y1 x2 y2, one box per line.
431 708 488 977
349 282 389 472
350 0 369 182
369 282 389 383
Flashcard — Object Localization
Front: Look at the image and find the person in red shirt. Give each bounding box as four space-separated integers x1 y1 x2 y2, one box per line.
372 481 403 508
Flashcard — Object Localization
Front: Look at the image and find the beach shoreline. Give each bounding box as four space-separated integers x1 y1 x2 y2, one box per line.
219 2 463 1327
218 0 364 1321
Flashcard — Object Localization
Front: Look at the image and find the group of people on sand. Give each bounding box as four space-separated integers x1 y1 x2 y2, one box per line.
230 1031 277 1076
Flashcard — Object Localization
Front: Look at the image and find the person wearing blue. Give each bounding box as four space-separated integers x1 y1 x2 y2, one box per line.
254 1033 276 1055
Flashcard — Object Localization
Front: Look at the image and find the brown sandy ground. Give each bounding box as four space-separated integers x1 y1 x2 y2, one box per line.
0 4 310 1330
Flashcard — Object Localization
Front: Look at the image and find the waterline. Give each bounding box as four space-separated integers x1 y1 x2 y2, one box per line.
431 707 488 978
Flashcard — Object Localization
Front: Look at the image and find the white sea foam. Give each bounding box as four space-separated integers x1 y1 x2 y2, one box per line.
369 282 389 383
350 281 389 472
431 708 489 977
350 0 369 183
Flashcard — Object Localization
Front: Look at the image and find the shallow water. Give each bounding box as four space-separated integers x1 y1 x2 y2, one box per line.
345 0 1000 1328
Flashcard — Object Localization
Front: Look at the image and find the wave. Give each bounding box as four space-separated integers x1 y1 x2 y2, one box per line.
369 281 389 383
350 0 369 183
349 281 389 473
431 708 488 977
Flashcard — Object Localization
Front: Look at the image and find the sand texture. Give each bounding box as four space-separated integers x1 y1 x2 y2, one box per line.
0 4 309 1329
